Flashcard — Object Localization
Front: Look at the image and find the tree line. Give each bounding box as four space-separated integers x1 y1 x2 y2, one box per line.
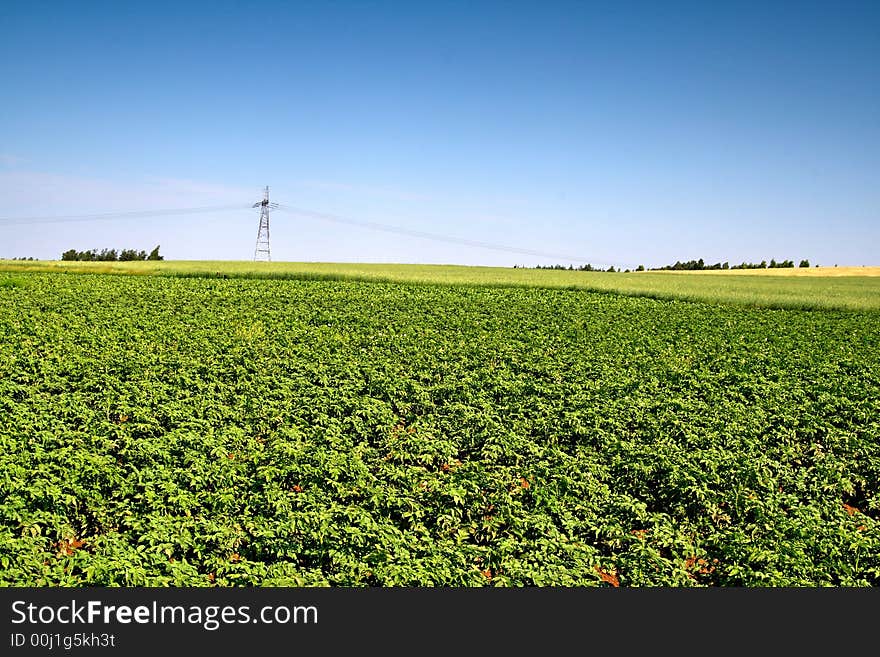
519 263 625 272
61 246 163 262
517 258 812 272
650 258 809 270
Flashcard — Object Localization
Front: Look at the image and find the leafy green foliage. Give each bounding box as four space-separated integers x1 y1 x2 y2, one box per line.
0 273 877 586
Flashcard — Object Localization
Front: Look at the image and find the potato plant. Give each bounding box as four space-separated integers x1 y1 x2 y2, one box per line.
0 273 877 585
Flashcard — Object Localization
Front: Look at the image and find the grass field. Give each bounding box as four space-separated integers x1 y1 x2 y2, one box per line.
0 271 877 586
1 260 879 311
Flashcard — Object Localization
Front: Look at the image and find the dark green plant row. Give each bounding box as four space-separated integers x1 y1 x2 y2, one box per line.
0 273 877 586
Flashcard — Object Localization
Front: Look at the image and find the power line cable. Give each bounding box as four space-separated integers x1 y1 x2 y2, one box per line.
0 204 250 226
0 199 636 268
275 204 632 267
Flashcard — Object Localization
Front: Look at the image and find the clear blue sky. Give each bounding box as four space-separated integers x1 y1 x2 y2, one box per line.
1 0 878 267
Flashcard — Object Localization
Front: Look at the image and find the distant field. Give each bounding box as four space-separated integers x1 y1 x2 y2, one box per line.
676 266 880 277
1 259 879 310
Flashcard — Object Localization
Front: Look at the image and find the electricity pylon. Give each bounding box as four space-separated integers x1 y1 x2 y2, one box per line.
253 186 277 261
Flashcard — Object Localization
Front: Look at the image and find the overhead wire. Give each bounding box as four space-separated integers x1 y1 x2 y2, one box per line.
275 204 629 267
0 204 250 226
0 199 633 268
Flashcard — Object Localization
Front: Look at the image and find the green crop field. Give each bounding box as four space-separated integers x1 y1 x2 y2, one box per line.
2 259 879 311
1 269 877 586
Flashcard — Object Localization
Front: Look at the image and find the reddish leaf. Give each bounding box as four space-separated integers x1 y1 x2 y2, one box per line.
595 566 619 587
57 537 86 557
684 556 716 575
696 558 714 574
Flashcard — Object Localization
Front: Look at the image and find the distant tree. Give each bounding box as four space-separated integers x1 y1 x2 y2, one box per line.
119 248 142 261
147 245 163 261
636 264 645 272
60 246 158 261
799 259 810 268
722 262 729 270
607 265 616 272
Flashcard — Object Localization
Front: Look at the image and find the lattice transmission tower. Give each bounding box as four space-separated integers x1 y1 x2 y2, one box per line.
253 186 277 261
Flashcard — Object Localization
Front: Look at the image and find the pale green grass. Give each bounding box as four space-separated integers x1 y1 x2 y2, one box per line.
1 260 879 311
